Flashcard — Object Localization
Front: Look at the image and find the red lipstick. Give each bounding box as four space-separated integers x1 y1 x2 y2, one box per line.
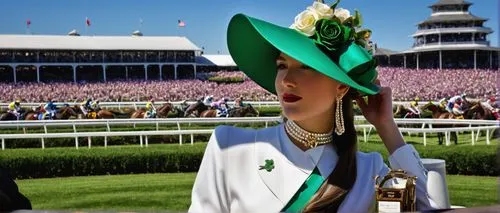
282 93 302 103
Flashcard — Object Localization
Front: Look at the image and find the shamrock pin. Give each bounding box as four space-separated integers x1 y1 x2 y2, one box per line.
259 159 275 172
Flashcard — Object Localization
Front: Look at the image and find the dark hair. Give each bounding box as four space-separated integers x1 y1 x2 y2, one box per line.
302 89 358 212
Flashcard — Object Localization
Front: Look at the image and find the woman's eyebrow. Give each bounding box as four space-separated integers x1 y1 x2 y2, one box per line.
276 56 286 61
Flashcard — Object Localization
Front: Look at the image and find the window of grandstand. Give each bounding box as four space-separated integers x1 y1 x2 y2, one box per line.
161 65 175 80
126 65 146 80
0 66 13 82
106 66 127 81
160 51 175 62
405 53 417 69
0 51 11 63
104 51 122 63
175 51 195 63
15 66 37 82
419 52 440 69
40 66 73 82
39 51 58 63
146 51 159 63
13 50 37 63
177 65 195 79
146 65 160 80
76 65 104 82
442 50 474 69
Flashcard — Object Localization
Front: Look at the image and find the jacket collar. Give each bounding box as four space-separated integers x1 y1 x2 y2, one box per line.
254 125 318 206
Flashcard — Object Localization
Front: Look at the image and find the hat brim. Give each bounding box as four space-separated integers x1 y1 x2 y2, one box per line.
227 13 380 96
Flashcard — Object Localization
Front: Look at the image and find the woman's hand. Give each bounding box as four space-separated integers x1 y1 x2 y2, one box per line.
354 80 394 128
354 80 405 154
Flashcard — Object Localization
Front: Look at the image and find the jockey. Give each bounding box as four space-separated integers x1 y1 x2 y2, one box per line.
145 98 157 118
447 95 464 115
8 100 22 119
80 98 93 117
234 96 245 108
406 97 421 117
438 97 449 111
44 99 57 119
447 95 462 113
91 100 101 111
211 98 229 117
203 95 214 106
483 96 500 120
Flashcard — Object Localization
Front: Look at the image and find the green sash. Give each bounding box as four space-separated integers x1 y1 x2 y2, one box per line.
282 167 326 213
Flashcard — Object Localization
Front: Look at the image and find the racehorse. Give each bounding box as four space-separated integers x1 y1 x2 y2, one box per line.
228 104 259 117
0 112 18 121
0 108 28 121
23 106 79 120
156 103 175 118
464 101 495 120
184 101 208 117
421 103 460 145
129 102 175 119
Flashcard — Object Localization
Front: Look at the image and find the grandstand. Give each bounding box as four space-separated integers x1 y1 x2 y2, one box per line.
0 31 215 83
374 0 500 70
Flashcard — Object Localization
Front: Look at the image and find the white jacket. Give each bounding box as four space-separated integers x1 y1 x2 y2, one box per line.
189 125 438 213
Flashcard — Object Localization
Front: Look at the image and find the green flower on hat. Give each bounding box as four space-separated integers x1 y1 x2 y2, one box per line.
313 18 353 51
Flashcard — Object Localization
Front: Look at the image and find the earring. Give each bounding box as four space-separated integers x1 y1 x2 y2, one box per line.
335 97 345 135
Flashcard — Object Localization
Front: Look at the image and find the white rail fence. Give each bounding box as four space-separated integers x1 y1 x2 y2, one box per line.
0 117 497 150
1 101 421 110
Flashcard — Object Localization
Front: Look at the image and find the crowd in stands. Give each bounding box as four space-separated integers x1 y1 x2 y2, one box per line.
0 68 497 103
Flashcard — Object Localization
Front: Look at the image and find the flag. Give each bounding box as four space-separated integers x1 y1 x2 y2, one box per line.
178 19 185 27
26 19 31 27
86 17 91 27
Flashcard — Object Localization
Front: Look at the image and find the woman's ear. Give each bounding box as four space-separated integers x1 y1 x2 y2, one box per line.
336 84 350 98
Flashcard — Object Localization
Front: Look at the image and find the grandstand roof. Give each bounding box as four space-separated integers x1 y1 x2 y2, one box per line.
0 34 202 51
374 48 399 56
431 0 472 7
196 55 236 67
419 14 486 24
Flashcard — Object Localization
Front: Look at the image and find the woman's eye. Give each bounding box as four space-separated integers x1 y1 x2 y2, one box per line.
276 63 287 71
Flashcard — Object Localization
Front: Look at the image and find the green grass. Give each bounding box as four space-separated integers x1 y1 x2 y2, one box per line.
16 173 497 211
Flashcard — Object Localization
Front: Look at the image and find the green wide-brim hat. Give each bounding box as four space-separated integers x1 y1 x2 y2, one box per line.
227 13 380 96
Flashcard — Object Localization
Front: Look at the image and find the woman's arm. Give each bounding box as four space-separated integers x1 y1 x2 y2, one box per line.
379 144 441 211
188 126 230 213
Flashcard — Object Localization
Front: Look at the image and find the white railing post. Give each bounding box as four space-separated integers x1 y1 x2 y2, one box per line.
145 136 148 147
1 138 4 150
104 136 108 148
445 132 450 146
139 135 143 147
486 129 491 145
423 132 427 146
471 130 475 145
41 138 45 149
177 122 182 145
191 134 194 145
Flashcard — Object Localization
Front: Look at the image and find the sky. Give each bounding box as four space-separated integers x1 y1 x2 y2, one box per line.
0 0 498 54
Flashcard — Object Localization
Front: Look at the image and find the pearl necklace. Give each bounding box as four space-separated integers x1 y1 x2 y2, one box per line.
284 120 333 149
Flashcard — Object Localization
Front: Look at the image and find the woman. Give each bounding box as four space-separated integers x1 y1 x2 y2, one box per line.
189 1 437 212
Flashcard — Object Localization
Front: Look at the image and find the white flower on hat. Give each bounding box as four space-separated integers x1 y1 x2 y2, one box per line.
308 2 334 19
290 9 320 36
334 8 351 22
